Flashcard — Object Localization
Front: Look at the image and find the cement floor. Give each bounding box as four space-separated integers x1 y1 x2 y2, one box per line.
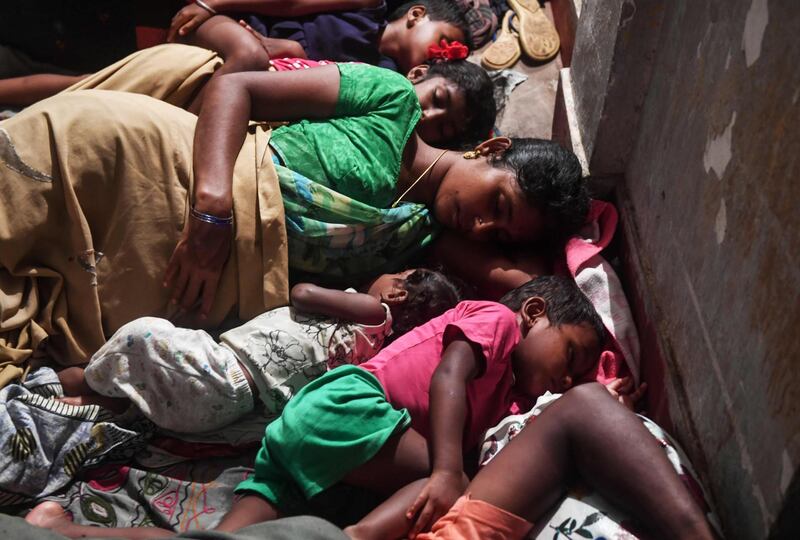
470 4 563 140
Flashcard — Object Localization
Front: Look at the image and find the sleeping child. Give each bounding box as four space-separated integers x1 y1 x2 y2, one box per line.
0 52 495 149
55 268 462 434
28 277 708 540
27 275 602 538
216 275 606 536
168 0 473 74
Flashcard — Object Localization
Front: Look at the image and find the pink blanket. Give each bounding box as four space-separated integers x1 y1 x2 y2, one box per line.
564 200 641 384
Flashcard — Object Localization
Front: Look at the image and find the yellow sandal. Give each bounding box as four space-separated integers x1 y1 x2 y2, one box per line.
481 11 521 70
507 0 560 62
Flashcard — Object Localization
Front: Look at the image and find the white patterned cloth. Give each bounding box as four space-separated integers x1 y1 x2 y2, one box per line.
86 293 392 435
219 292 392 417
85 317 253 434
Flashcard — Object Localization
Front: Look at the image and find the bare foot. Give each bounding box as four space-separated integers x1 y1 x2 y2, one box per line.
57 366 93 396
25 501 73 531
59 395 130 414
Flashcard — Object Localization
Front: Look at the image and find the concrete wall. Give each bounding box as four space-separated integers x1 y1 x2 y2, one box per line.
622 1 800 537
570 0 623 161
571 0 666 178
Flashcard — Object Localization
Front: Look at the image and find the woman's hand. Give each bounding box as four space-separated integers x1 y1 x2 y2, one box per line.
406 470 468 537
163 214 232 319
605 376 647 411
168 3 214 42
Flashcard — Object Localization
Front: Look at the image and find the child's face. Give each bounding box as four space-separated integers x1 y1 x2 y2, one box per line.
412 75 468 144
433 156 544 244
363 269 414 303
511 298 601 397
395 9 466 73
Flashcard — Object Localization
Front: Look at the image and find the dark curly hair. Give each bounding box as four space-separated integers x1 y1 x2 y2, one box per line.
388 0 474 49
389 268 463 341
492 138 589 239
499 276 605 344
423 60 495 149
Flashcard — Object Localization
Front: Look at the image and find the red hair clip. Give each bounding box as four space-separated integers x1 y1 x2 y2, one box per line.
427 39 469 62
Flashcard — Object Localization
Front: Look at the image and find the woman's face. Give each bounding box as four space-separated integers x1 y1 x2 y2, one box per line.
413 76 467 144
432 158 544 244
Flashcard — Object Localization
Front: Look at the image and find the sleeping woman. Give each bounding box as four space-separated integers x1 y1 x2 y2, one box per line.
0 44 588 383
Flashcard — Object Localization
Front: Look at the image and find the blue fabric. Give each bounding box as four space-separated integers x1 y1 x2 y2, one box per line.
245 1 399 71
0 367 151 506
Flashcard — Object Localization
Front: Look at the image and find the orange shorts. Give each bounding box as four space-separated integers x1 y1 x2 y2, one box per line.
415 494 533 540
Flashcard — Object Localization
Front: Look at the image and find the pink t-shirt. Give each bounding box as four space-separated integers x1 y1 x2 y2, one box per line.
360 301 529 450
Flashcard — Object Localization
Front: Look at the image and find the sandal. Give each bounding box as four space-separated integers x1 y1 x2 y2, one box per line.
481 11 521 70
506 0 560 62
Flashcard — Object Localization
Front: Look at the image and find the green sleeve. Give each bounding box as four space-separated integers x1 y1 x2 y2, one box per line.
270 63 421 208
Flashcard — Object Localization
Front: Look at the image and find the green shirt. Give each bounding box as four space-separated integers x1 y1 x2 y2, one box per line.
270 63 422 208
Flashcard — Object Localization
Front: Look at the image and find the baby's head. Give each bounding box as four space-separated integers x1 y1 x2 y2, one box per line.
409 59 496 148
500 276 605 397
364 268 463 340
432 138 589 244
387 0 473 73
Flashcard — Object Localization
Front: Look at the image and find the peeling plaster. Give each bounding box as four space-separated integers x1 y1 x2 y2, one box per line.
793 89 799 105
715 199 727 244
703 112 737 179
679 261 770 528
742 0 769 67
696 25 711 60
724 50 732 70
781 450 794 495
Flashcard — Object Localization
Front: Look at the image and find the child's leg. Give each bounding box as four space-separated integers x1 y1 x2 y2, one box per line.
187 15 272 73
238 20 308 60
56 366 130 414
339 429 432 540
58 395 131 414
178 15 272 112
0 73 86 106
56 366 94 396
215 494 283 531
26 501 174 538
27 492 281 538
344 479 428 540
467 383 715 539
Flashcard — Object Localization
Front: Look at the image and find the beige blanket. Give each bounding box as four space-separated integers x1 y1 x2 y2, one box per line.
0 61 288 383
67 43 222 107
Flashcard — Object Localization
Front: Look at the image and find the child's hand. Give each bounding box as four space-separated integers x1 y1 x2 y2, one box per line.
168 4 214 42
605 376 647 411
406 470 468 538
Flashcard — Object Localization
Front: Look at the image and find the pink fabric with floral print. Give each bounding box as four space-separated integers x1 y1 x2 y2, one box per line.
269 57 335 71
562 200 641 385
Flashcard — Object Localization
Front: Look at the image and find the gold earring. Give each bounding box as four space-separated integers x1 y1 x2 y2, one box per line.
462 149 481 159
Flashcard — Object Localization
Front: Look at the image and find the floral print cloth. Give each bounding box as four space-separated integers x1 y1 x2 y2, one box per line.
276 158 440 286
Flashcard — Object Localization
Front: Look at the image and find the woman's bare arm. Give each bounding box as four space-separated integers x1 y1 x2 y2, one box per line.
164 66 341 316
291 283 387 325
429 231 551 300
191 66 341 215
